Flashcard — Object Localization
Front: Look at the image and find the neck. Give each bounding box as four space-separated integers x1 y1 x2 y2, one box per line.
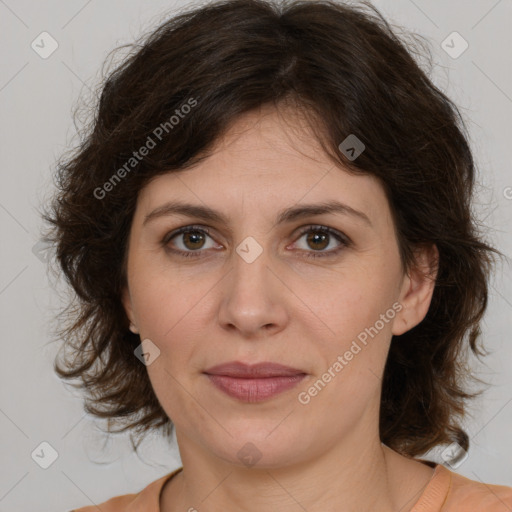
160 426 432 511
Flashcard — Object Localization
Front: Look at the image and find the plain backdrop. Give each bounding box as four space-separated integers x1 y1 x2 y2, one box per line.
0 0 511 510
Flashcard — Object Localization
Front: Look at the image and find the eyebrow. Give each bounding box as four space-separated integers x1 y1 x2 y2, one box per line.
143 199 372 228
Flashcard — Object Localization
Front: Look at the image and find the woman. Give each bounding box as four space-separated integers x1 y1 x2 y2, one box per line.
43 0 512 510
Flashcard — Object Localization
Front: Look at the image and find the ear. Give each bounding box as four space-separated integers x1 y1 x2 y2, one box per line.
392 244 439 336
122 286 138 333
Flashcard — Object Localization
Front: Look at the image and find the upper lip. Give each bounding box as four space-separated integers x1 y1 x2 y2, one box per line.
204 361 306 378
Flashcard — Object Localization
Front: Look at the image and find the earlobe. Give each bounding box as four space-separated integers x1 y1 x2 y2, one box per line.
392 244 439 336
122 287 138 334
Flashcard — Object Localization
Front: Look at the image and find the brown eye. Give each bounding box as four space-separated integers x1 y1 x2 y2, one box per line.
293 225 351 259
305 231 330 251
162 224 351 260
181 230 207 250
163 226 217 258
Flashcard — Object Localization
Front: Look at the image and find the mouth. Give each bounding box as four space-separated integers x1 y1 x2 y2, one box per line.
203 361 307 403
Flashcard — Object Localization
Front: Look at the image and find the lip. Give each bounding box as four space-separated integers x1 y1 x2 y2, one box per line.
204 361 305 378
203 361 307 403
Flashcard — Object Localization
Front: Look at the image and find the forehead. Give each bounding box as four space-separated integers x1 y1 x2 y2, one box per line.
135 105 390 230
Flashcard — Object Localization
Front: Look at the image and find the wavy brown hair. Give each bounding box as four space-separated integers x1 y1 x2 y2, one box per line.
42 0 500 457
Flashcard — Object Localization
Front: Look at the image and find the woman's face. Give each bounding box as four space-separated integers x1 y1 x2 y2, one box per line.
122 104 435 468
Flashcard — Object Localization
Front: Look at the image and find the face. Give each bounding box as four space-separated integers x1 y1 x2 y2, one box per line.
122 104 436 468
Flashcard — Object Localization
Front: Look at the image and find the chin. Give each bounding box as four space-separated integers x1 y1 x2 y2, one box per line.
204 422 310 470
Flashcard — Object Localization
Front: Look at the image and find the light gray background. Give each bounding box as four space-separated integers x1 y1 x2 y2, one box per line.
0 1 511 510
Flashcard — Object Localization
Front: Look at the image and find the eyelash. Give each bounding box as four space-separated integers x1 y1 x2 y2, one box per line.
161 224 351 260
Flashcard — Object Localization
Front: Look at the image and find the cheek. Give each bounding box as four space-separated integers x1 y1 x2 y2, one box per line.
128 257 203 336
298 262 399 346
131 274 201 422
297 283 396 421
128 263 211 373
296 264 400 408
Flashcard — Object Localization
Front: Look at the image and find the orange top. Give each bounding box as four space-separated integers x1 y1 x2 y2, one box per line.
71 463 512 511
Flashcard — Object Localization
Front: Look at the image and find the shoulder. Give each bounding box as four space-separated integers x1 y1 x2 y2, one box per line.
444 466 512 511
71 492 137 512
70 468 182 512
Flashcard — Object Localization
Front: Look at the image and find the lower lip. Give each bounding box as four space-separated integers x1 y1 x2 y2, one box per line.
205 374 306 403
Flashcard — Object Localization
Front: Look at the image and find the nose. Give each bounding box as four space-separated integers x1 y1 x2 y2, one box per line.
216 239 289 339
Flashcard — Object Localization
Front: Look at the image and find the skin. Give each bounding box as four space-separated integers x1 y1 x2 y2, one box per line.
122 103 439 512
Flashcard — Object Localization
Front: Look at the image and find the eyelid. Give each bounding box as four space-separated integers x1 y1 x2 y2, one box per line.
293 224 351 244
162 223 352 259
162 224 212 243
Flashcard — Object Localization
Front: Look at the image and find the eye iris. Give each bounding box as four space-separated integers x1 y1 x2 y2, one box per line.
307 232 329 250
184 231 205 250
176 229 334 253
